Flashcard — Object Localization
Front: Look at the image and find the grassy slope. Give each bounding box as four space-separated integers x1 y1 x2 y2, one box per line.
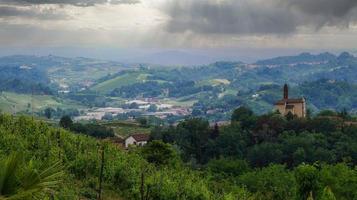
100 121 151 137
91 72 150 94
196 78 231 87
0 114 126 199
0 92 82 113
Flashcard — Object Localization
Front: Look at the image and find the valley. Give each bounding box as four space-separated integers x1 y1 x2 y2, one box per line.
1 52 357 126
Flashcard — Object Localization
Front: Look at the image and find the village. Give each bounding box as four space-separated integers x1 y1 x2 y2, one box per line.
106 84 309 149
74 98 190 121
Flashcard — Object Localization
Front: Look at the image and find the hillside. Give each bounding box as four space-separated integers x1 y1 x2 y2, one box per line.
0 111 356 199
0 92 83 113
0 55 128 93
1 52 357 122
0 65 52 94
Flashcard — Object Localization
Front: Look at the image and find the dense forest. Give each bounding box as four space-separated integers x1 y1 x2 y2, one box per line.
0 107 356 199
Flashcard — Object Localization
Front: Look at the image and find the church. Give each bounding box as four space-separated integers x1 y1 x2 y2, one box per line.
274 84 306 118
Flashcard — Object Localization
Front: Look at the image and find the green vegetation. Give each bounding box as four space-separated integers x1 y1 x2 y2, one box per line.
0 153 64 199
2 53 357 123
92 72 150 94
100 121 151 137
1 104 356 199
0 92 82 113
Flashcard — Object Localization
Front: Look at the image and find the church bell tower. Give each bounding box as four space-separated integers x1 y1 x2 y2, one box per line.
284 84 288 99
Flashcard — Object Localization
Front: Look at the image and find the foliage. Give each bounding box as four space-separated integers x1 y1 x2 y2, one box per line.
141 140 178 167
239 164 297 200
295 164 321 200
59 115 73 129
0 153 63 199
0 106 356 199
70 122 115 138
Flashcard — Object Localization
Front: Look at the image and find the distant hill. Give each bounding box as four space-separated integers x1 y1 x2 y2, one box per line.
123 50 216 66
0 66 52 94
1 52 357 117
255 52 336 65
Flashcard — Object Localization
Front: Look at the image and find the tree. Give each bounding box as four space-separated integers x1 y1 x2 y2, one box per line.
231 107 256 129
44 107 55 119
137 117 148 127
129 102 139 109
176 118 211 164
207 158 250 179
238 164 297 200
231 107 253 122
295 164 321 200
141 140 178 166
285 111 296 121
319 163 357 200
210 123 219 139
317 110 337 117
59 115 73 129
215 124 248 158
338 108 349 120
147 104 158 112
320 186 336 200
247 142 283 167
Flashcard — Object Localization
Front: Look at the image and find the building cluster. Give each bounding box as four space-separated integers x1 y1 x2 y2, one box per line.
74 98 190 121
275 84 306 118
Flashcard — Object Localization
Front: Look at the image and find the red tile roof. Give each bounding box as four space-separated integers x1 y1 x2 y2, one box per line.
130 134 150 142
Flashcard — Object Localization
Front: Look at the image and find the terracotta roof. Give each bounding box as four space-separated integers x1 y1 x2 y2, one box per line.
129 134 150 142
275 98 305 105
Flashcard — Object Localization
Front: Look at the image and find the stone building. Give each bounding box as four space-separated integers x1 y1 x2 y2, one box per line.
275 84 306 118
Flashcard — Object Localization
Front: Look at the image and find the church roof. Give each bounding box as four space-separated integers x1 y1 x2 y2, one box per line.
275 98 305 105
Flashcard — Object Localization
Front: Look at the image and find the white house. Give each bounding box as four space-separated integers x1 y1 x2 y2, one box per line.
124 133 150 148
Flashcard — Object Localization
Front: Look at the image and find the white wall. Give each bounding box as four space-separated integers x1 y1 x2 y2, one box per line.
125 136 147 148
125 136 136 148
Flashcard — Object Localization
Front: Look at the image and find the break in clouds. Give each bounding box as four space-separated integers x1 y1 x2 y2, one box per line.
165 0 357 35
0 0 140 6
0 0 140 20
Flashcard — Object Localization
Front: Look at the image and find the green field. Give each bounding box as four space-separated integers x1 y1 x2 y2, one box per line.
100 121 151 137
0 92 82 113
91 72 150 94
163 97 198 107
196 78 231 87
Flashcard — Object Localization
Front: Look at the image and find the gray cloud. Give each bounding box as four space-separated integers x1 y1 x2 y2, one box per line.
0 5 68 19
165 0 357 35
289 0 357 17
0 0 140 7
0 0 140 20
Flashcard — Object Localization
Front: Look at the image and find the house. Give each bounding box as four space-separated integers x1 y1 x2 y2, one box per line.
124 133 150 148
275 84 306 118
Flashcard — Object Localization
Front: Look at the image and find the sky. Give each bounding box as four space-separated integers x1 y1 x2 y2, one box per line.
1 0 357 63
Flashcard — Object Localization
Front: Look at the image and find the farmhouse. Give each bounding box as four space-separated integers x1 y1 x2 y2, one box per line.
124 133 149 148
275 84 306 118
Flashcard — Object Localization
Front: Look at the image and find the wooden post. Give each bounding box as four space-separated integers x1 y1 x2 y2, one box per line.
98 146 105 200
57 130 61 160
140 170 145 200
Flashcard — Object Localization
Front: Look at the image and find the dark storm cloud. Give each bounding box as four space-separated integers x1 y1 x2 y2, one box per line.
289 0 357 17
0 5 68 19
287 0 357 28
0 0 140 20
0 0 140 7
165 0 357 35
